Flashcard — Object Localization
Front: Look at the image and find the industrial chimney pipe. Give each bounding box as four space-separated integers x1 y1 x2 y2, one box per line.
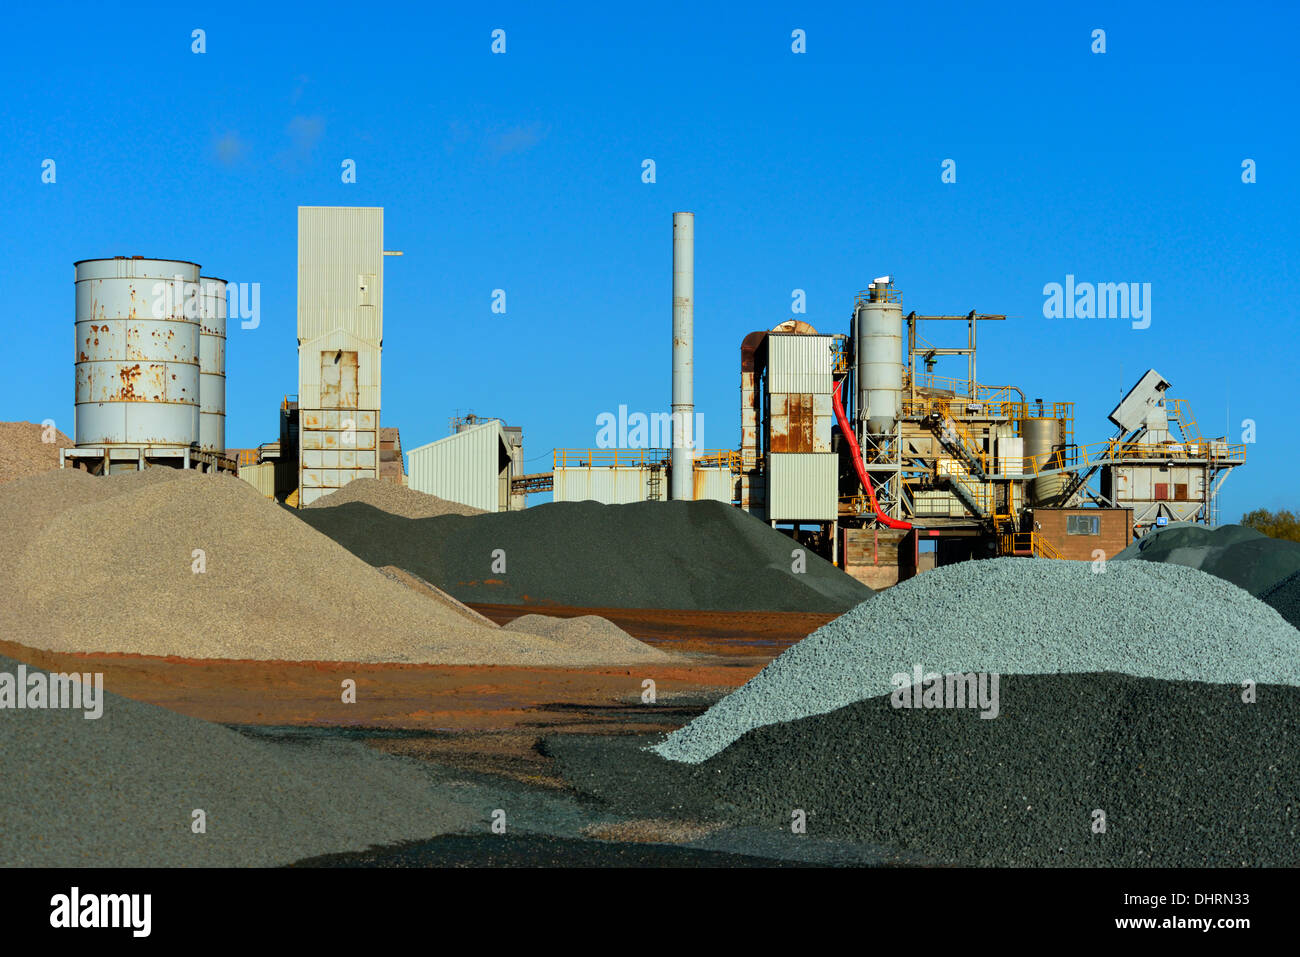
671 212 695 501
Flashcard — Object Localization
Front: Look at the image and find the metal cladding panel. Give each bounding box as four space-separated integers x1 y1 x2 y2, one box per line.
998 435 1024 476
913 490 966 517
770 392 816 453
768 334 834 395
692 468 733 503
74 258 201 447
407 420 506 512
238 462 275 498
553 467 651 504
297 207 384 345
768 452 837 521
298 408 379 499
297 330 381 410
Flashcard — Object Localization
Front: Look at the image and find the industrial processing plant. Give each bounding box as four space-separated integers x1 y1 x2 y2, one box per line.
1 2 1296 935
54 208 1247 594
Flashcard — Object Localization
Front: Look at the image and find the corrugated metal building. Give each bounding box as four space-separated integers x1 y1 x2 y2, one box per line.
692 467 734 503
296 207 385 506
238 462 276 499
763 332 837 522
408 420 516 512
554 466 656 504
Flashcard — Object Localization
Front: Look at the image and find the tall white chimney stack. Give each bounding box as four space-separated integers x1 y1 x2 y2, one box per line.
671 212 695 501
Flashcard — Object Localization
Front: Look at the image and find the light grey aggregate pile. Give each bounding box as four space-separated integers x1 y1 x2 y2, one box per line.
0 654 481 866
654 557 1300 763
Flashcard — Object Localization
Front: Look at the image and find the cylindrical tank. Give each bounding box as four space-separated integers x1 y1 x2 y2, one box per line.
855 284 903 435
198 276 227 452
1022 416 1069 505
74 257 201 448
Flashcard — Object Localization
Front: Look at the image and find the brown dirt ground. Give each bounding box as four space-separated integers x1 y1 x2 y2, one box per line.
0 607 827 785
469 603 835 657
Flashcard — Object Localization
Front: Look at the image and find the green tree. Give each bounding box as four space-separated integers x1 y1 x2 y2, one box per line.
1241 508 1300 542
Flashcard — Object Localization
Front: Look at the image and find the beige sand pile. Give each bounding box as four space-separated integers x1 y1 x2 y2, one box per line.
0 421 74 484
0 469 663 666
377 565 499 627
504 614 671 662
304 478 484 518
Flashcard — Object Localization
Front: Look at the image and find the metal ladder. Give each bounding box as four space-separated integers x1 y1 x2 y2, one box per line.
647 464 663 501
1171 399 1202 443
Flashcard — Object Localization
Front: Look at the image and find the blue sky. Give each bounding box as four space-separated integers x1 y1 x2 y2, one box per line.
2 1 1296 517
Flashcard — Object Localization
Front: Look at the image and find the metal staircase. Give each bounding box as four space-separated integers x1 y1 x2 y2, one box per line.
929 414 988 480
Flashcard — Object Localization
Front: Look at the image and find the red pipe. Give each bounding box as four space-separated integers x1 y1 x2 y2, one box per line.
832 379 912 530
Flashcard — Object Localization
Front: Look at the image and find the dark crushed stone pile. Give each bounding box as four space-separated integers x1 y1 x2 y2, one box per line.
1261 568 1300 630
1114 522 1300 596
291 833 813 867
546 673 1300 867
0 653 479 866
294 498 872 612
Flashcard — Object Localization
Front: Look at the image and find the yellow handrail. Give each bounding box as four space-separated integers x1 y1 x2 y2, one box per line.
999 531 1064 559
554 448 744 470
1021 438 1247 477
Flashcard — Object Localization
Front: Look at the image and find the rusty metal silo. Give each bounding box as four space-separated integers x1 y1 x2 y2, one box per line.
74 257 201 449
198 276 228 452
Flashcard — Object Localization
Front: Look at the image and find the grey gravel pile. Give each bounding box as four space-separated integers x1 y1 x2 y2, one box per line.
0 654 481 866
550 673 1300 866
1114 522 1300 596
1260 568 1300 630
295 498 872 612
305 478 484 518
654 557 1300 763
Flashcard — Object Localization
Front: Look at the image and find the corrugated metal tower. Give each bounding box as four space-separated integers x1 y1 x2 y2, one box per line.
296 207 386 505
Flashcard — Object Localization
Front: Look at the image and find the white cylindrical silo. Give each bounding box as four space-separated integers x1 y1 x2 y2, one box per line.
855 281 903 435
671 212 694 501
199 276 228 452
74 257 201 448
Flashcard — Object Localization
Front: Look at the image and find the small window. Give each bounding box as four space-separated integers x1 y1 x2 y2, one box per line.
1067 515 1100 535
358 274 375 306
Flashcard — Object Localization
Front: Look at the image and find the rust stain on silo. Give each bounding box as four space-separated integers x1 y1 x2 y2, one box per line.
118 364 142 400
